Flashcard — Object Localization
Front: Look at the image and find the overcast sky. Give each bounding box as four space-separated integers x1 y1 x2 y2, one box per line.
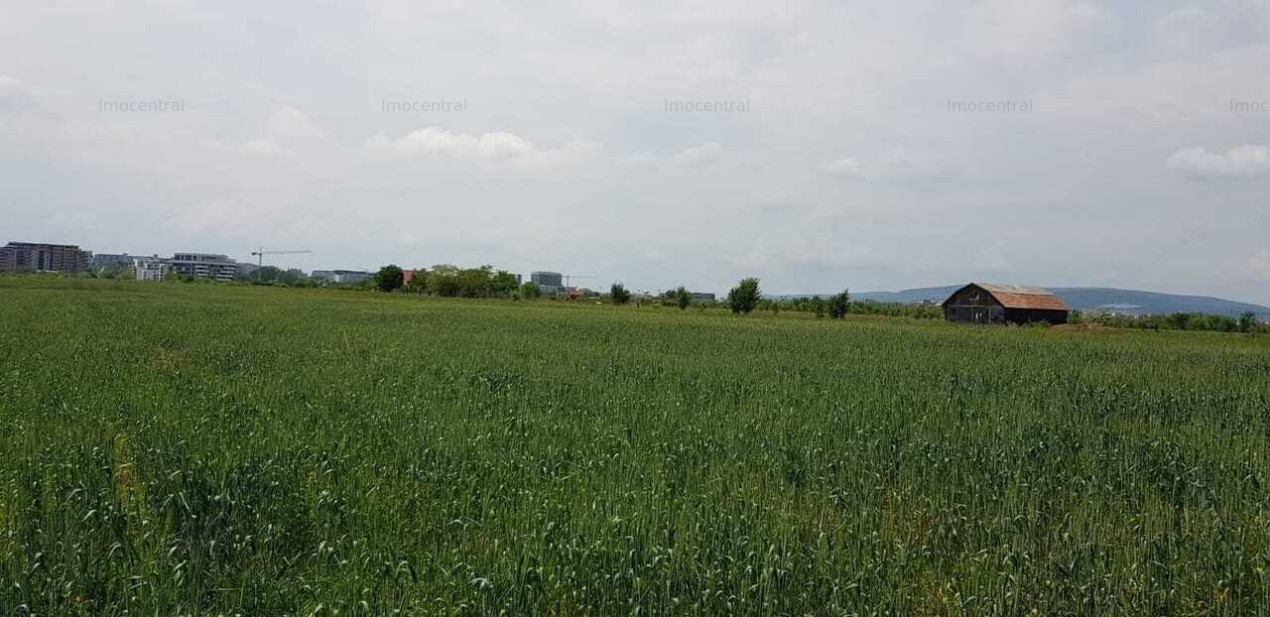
2 1 1269 302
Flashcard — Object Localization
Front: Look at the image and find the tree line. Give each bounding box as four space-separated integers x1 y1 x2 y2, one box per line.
72 261 1263 333
1072 310 1266 334
370 267 937 321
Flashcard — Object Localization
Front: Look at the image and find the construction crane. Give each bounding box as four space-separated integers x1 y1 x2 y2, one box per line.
250 248 312 268
563 273 597 288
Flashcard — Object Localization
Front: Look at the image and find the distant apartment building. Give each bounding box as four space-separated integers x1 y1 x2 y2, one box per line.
531 271 564 294
89 253 139 269
531 271 563 287
133 257 169 282
340 271 372 284
169 253 237 281
690 292 716 302
314 269 373 284
0 242 89 272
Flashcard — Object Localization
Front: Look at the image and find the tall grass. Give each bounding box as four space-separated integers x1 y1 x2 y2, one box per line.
2 278 1269 615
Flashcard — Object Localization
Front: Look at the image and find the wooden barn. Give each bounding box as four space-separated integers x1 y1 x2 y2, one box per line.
941 283 1070 325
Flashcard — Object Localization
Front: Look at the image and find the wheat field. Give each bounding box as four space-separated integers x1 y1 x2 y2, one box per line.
2 278 1269 615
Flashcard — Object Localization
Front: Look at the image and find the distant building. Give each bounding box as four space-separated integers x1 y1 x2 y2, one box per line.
0 242 89 272
531 271 564 294
335 270 372 284
90 253 139 269
169 253 237 281
690 292 716 302
133 257 168 282
941 283 1069 325
398 270 429 286
315 269 375 285
531 271 563 287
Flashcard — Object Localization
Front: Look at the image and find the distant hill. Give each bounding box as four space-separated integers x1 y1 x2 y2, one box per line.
793 286 1270 319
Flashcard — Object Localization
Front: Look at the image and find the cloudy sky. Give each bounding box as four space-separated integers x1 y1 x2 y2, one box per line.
3 1 1269 302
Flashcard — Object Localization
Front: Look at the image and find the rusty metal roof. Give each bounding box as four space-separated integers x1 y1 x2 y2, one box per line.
946 283 1070 311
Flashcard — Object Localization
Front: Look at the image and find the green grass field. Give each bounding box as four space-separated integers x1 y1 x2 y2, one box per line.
3 278 1270 615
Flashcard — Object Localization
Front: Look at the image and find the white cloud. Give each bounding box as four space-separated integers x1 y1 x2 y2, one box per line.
243 139 287 156
1166 145 1270 179
617 152 658 169
1154 7 1224 56
817 157 864 177
365 127 597 169
267 107 326 138
671 142 722 166
1251 249 1270 280
817 148 944 181
0 75 36 111
0 75 29 92
240 107 329 157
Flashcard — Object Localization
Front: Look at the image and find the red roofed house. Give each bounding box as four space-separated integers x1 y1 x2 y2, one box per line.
941 283 1070 325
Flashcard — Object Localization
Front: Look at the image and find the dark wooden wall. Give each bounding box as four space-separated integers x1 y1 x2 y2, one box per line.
1003 308 1069 325
943 285 1005 324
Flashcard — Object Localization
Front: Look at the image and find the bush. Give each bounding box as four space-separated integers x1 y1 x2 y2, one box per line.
810 296 826 318
521 282 542 299
828 290 850 319
610 283 631 305
674 286 691 310
728 278 761 315
374 265 404 293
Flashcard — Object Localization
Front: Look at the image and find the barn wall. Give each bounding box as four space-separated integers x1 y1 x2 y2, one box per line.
944 285 997 308
1004 308 1069 325
943 285 1006 324
945 305 1005 324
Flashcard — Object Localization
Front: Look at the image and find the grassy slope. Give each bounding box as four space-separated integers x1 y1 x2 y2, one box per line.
2 278 1269 615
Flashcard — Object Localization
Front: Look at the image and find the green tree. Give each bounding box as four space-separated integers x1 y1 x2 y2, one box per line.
456 265 494 297
674 286 691 310
426 264 462 297
728 278 761 315
610 283 632 305
251 265 282 284
828 289 850 319
520 281 542 299
491 270 520 296
1239 311 1256 333
810 296 826 318
374 265 404 293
